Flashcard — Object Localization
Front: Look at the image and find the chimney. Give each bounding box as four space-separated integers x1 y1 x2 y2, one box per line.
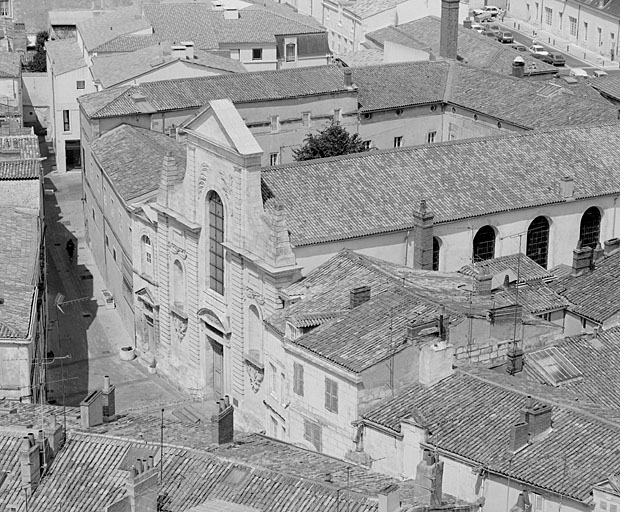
463 17 472 29
474 266 493 296
521 397 552 439
593 242 605 264
605 238 620 256
512 56 525 78
439 0 460 59
158 152 179 208
560 176 575 200
224 8 239 19
506 346 524 375
181 41 194 60
350 286 371 308
102 375 116 422
412 199 434 270
80 390 104 428
20 435 41 493
211 395 234 445
419 340 454 386
437 306 447 341
126 461 159 512
344 68 353 87
413 450 444 505
48 414 65 455
509 421 530 453
572 244 593 277
378 484 401 512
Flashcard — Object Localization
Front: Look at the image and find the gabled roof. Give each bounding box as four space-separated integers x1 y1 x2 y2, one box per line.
77 6 151 52
90 124 186 202
552 249 620 323
260 124 620 246
46 38 86 75
591 73 620 101
0 50 21 78
366 16 557 76
361 366 620 502
78 65 351 118
0 159 41 180
493 283 569 315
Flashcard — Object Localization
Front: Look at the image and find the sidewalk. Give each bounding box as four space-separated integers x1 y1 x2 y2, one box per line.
502 15 620 70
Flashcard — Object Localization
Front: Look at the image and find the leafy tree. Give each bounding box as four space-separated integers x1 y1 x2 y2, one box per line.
292 122 369 161
25 30 48 72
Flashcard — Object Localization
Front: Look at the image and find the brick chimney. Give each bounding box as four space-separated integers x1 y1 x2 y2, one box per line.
126 461 159 512
211 395 234 445
604 238 620 256
158 152 180 208
344 68 353 87
572 244 593 277
419 340 454 386
440 0 460 59
509 421 529 453
507 346 524 375
102 375 116 422
521 398 552 439
412 199 434 270
20 435 41 493
350 286 371 308
474 266 493 296
413 449 444 505
48 414 65 455
378 484 401 512
512 56 525 78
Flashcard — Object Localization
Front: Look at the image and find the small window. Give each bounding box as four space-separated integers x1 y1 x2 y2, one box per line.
252 48 263 60
583 21 588 41
302 112 311 127
362 140 371 150
270 363 277 398
280 372 286 403
611 504 618 512
427 130 437 144
105 235 109 247
530 492 544 512
581 317 587 330
293 362 304 396
393 136 403 148
333 108 342 124
63 110 70 132
325 377 338 413
395 108 403 116
285 43 296 62
304 419 322 452
269 152 279 166
541 312 551 321
601 500 608 510
270 115 279 133
76 80 85 89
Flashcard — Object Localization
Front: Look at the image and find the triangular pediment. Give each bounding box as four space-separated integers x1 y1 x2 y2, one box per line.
180 98 262 157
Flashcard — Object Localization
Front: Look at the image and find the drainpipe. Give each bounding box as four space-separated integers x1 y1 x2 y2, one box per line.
404 230 411 266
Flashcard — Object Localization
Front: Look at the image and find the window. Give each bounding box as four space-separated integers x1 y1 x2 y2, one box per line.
526 216 550 268
544 7 552 26
280 372 286 403
611 504 618 512
472 226 496 262
302 112 311 128
112 248 117 262
541 312 552 322
569 16 577 36
393 136 403 148
271 416 278 438
230 49 240 60
426 130 437 144
105 235 109 247
531 492 544 512
63 110 70 132
0 0 9 16
270 115 280 133
362 140 371 150
333 108 342 124
247 305 263 363
293 362 304 396
579 207 601 249
581 317 587 330
141 235 153 277
432 237 441 271
304 419 322 452
270 363 277 397
600 500 608 510
252 48 263 60
558 12 563 31
172 260 185 310
208 192 225 295
285 43 296 62
325 377 338 413
583 21 588 41
269 152 279 166
76 80 85 89
598 27 603 46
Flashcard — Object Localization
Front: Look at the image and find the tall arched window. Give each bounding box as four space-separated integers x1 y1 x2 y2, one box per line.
172 260 185 311
141 235 153 277
579 207 601 249
247 305 263 363
208 191 225 295
473 226 496 262
432 237 441 271
526 216 549 268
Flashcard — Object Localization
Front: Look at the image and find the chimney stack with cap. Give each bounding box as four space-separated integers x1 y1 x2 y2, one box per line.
439 0 460 59
512 56 525 78
412 199 434 270
413 450 444 505
20 435 41 493
350 286 371 308
572 242 593 277
474 266 493 296
126 459 159 512
211 395 234 445
102 375 116 422
604 238 620 256
344 68 353 87
378 484 401 512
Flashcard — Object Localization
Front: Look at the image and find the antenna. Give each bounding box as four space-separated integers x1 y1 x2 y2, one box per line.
160 408 164 485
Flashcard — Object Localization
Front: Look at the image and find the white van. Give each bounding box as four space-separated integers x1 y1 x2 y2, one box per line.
569 68 589 78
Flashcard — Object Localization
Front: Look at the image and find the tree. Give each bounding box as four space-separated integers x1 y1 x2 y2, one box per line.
25 30 48 72
292 122 369 161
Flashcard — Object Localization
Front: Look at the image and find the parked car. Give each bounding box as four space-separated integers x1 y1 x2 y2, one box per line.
593 69 608 77
569 67 589 78
472 5 500 17
540 52 566 66
497 31 514 43
510 42 528 52
471 22 484 34
528 44 549 59
475 11 497 22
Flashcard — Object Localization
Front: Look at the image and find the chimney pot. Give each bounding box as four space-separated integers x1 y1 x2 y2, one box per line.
224 395 230 407
344 68 353 87
211 396 234 444
572 245 593 277
103 375 110 392
512 56 525 78
350 286 371 308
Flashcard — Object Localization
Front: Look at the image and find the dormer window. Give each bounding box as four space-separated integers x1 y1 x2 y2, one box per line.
252 48 263 60
286 321 300 340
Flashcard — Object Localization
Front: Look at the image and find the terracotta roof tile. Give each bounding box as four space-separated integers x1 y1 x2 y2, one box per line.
0 159 40 180
494 283 569 314
0 50 21 78
459 253 555 284
92 33 161 53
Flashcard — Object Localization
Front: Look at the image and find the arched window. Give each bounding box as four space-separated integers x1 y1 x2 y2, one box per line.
473 226 496 262
208 192 225 295
432 237 441 271
247 305 263 363
526 216 549 268
141 235 153 277
172 260 185 311
579 207 601 249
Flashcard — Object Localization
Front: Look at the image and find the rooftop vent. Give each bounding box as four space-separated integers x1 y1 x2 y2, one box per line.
350 286 371 308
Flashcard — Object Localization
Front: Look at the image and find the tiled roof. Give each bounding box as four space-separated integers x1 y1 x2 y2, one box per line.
78 65 351 118
0 50 21 77
362 367 620 502
366 16 558 76
494 283 569 314
576 0 620 18
0 159 41 180
458 253 555 284
552 249 620 323
77 6 151 52
260 124 620 246
0 207 39 338
92 33 161 53
591 73 620 101
524 327 620 409
91 124 186 202
334 49 385 67
344 0 406 18
46 38 85 75
245 0 324 28
143 3 323 49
